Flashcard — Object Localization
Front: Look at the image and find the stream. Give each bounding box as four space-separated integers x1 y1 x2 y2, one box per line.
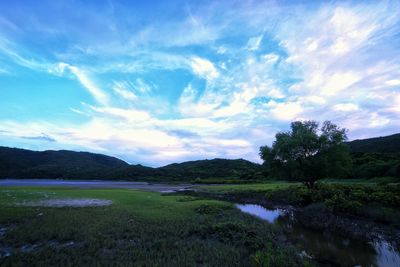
236 204 400 267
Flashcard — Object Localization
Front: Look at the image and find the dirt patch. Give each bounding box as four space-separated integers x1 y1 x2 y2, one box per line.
19 198 112 207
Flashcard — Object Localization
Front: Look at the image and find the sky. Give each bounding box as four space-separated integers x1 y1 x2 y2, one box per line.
0 0 400 166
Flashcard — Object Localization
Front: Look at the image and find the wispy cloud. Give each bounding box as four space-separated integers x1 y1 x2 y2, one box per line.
55 63 109 105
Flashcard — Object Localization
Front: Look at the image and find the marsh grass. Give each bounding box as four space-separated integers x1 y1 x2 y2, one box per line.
0 187 303 267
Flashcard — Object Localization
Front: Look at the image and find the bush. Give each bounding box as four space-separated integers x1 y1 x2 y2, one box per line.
251 242 310 267
273 183 400 213
195 204 226 214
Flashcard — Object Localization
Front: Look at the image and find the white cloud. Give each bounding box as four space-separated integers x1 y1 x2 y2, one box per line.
246 33 264 51
332 103 359 112
320 72 361 96
89 106 151 122
56 63 109 105
385 79 400 86
266 101 303 121
190 56 219 81
369 113 390 128
263 54 279 63
112 81 137 101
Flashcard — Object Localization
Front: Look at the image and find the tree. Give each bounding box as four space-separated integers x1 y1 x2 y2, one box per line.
259 120 352 188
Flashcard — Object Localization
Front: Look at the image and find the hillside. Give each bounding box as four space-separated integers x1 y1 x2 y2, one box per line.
99 159 262 182
159 158 261 180
347 133 400 153
346 134 400 179
2 131 399 182
0 147 261 182
0 146 129 179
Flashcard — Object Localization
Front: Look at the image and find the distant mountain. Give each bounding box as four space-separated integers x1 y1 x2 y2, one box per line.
347 133 400 154
0 146 129 179
102 158 262 182
159 158 261 180
0 147 261 182
5 131 398 182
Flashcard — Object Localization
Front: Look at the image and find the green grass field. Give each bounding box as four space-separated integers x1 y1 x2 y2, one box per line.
197 182 294 193
0 186 303 267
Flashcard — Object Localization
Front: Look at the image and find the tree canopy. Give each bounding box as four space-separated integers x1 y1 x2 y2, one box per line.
259 120 352 187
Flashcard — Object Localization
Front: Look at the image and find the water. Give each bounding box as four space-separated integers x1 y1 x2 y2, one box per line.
236 203 400 267
235 204 285 223
0 179 193 193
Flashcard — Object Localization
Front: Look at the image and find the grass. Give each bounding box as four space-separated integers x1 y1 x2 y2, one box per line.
196 180 400 226
320 176 399 184
0 186 305 267
197 182 295 193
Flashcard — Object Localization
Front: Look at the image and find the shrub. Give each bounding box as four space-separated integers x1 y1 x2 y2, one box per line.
251 242 308 267
195 204 226 215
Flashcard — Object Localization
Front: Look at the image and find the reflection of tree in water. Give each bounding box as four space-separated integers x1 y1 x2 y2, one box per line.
275 213 377 266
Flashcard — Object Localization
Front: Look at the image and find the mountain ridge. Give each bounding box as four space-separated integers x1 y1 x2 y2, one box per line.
0 146 261 181
1 132 399 181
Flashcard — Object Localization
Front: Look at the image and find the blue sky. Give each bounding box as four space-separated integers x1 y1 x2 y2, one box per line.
1 0 400 166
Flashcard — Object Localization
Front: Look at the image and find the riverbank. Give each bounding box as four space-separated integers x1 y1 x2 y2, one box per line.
192 183 400 235
184 182 400 265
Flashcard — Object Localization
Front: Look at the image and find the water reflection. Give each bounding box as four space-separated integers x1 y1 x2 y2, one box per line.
236 203 400 267
235 204 284 223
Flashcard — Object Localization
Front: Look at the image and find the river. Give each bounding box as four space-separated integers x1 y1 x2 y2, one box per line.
236 203 400 267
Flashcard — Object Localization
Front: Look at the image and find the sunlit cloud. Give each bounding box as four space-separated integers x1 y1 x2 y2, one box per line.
190 56 219 81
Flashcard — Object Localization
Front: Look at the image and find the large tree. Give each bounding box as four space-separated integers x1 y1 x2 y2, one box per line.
259 120 352 188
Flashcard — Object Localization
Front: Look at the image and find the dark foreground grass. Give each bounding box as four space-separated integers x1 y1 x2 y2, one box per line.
0 187 306 267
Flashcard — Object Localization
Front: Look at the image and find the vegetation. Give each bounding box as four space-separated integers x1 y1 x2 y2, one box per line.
0 187 307 267
198 181 400 227
346 134 400 180
0 148 262 183
0 147 128 179
347 133 400 154
1 129 399 183
115 159 263 182
259 121 352 188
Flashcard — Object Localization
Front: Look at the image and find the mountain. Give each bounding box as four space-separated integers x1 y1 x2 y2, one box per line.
100 159 262 182
347 133 400 154
4 131 398 182
0 146 261 182
346 134 400 179
159 158 261 180
0 146 129 179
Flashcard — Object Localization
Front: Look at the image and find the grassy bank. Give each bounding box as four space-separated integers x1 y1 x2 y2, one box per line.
196 181 400 228
0 187 308 267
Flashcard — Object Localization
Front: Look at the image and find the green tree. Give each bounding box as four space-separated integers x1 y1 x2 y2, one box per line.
259 120 352 188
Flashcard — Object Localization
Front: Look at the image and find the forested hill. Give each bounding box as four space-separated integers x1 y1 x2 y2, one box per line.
347 133 400 153
2 132 398 181
346 133 400 180
0 146 129 179
0 147 261 181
